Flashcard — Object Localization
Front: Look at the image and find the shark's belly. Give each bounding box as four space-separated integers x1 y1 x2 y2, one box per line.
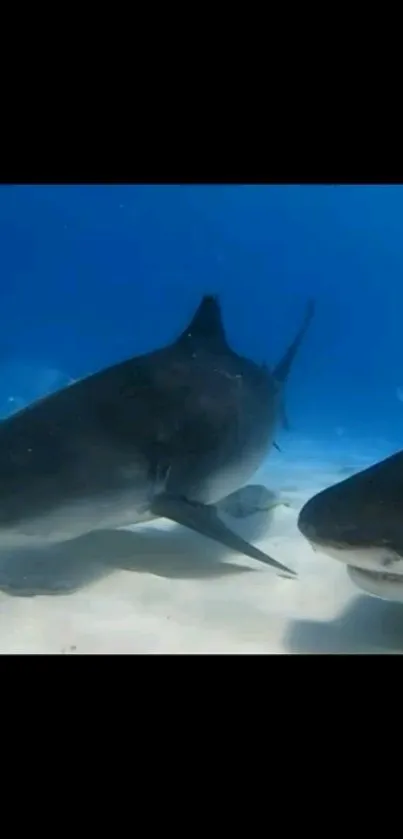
204 449 269 504
165 430 272 506
0 487 153 549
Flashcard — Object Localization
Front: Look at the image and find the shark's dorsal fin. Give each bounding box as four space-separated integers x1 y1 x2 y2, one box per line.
177 294 228 350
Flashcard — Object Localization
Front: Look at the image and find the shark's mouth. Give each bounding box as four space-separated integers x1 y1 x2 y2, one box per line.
307 539 403 602
347 565 403 602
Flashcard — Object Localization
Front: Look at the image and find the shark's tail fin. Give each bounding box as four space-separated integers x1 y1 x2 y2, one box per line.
272 298 315 384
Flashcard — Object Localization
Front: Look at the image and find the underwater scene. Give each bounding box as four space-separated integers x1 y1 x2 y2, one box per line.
0 183 402 654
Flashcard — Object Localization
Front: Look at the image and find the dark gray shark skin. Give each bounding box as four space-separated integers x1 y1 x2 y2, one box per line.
0 294 314 577
297 450 403 588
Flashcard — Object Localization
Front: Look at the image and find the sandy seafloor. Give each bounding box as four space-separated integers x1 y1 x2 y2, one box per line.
0 436 402 655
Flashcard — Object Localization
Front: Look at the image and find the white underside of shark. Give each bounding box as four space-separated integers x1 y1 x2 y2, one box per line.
312 542 403 603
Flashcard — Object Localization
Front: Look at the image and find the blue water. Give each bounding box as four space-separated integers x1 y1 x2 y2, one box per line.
1 184 403 652
1 184 401 456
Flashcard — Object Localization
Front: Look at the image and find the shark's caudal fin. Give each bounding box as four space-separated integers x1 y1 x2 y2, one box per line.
280 401 291 432
272 298 315 384
176 294 229 351
150 494 296 578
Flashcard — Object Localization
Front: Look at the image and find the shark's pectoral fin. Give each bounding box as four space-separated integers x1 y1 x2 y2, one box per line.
150 494 296 578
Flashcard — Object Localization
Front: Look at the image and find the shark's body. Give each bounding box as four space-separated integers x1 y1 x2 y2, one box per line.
298 450 403 600
0 294 314 576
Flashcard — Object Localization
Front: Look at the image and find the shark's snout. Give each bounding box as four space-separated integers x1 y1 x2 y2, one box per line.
297 516 319 544
297 496 340 547
298 493 403 593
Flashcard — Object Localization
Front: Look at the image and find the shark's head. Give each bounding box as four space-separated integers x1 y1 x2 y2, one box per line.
297 453 403 602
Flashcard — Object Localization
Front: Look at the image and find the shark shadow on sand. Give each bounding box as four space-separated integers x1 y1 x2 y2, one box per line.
284 594 403 654
0 485 285 597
